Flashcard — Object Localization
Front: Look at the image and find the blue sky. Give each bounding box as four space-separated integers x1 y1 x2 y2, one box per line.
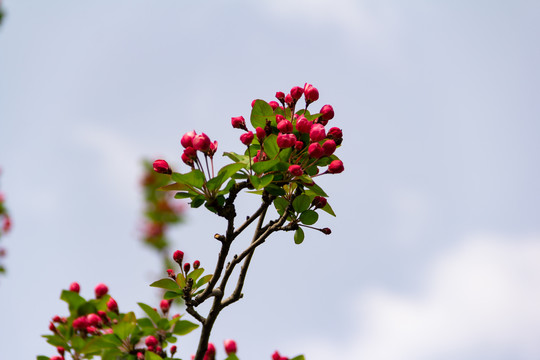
1 1 540 359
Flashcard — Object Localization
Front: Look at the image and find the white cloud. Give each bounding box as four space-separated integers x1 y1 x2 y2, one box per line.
301 234 540 360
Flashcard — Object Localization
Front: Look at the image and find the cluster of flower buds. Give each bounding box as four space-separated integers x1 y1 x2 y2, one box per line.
0 170 11 274
179 131 218 168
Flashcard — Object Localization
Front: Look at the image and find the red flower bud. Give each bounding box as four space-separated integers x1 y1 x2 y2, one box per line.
145 335 158 347
275 91 285 101
87 313 102 327
328 160 344 174
251 99 257 107
193 260 200 269
321 227 332 235
269 101 279 110
170 345 177 355
310 124 326 142
224 339 237 355
206 342 216 356
288 165 303 177
275 114 285 123
277 133 297 149
86 325 98 334
167 269 175 278
256 127 266 143
327 127 343 141
107 297 118 312
290 86 304 100
160 299 171 313
181 153 194 167
94 283 108 299
192 133 211 152
284 93 293 106
69 282 80 293
49 322 57 333
240 131 254 146
50 356 63 360
231 116 247 130
304 83 319 102
57 346 65 356
295 141 304 151
137 352 144 360
184 262 191 274
52 315 62 323
153 159 172 175
311 196 327 209
73 316 89 330
181 130 197 148
277 119 293 134
208 141 218 157
173 250 184 265
295 116 313 134
322 139 337 156
320 104 334 121
308 143 324 159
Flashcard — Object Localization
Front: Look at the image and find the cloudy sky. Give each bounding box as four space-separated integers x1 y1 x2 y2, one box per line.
1 1 539 359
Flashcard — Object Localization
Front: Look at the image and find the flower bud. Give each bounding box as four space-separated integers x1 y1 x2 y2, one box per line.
311 196 327 209
160 299 171 313
181 153 194 167
69 282 80 293
328 160 344 174
309 124 326 142
145 335 158 348
50 356 63 360
2 216 11 232
173 250 184 265
183 262 191 274
192 133 211 152
308 143 324 159
170 345 177 356
304 83 319 102
231 116 247 130
240 131 254 146
206 342 216 356
277 133 297 149
153 160 172 175
320 104 334 121
256 127 266 143
184 147 197 159
107 297 118 313
49 322 57 333
327 127 343 141
94 283 108 299
277 119 293 134
224 339 237 355
284 93 293 106
295 116 312 134
321 227 332 235
208 141 218 157
322 139 337 156
290 86 304 100
251 99 257 107
167 269 175 278
73 316 89 330
269 101 279 110
181 130 197 148
137 352 144 360
87 313 102 327
52 315 62 323
57 346 65 356
288 165 303 177
275 114 285 123
275 91 285 102
193 260 200 269
295 141 304 151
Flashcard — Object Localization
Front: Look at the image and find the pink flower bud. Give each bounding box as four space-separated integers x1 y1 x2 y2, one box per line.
137 352 144 360
192 133 211 152
275 92 285 101
153 160 172 175
275 114 285 123
86 325 98 334
184 147 197 159
181 130 197 148
49 322 57 333
193 260 200 269
288 165 303 177
173 250 184 265
277 119 293 134
328 160 344 174
321 227 332 235
256 127 266 143
107 297 118 312
52 315 62 323
320 104 334 121
69 282 80 293
327 127 343 141
87 313 102 327
277 133 297 149
290 86 304 100
240 131 254 146
181 153 194 167
311 196 327 209
322 139 337 156
269 101 279 110
308 143 324 159
295 141 304 151
94 283 108 299
310 124 326 142
284 93 293 106
73 316 89 330
50 356 63 360
145 335 158 347
184 262 191 274
231 116 247 130
304 83 319 102
206 343 216 356
170 345 177 355
160 299 171 313
224 339 237 355
251 99 257 107
167 269 175 278
57 346 65 356
208 141 218 157
295 116 313 134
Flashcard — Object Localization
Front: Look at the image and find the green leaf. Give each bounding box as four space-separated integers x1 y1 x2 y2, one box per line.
138 303 161 325
278 147 292 162
321 202 336 217
293 194 311 213
249 175 260 189
273 197 289 215
173 320 199 335
60 290 86 313
174 192 193 199
252 158 280 174
145 351 164 360
190 195 205 208
218 163 246 182
305 182 328 197
163 291 181 300
294 228 305 244
258 174 274 188
225 354 240 360
290 356 306 360
297 174 313 184
187 268 204 282
36 356 50 360
264 184 286 196
150 278 180 292
176 273 186 289
218 179 236 195
299 210 319 225
71 335 86 352
172 170 205 189
137 318 154 329
263 134 279 158
43 335 69 348
223 151 250 165
250 99 274 128
195 274 213 288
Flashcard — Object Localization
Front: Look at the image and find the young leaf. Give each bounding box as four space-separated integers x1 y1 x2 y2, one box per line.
265 184 286 196
225 354 241 360
60 290 86 314
176 273 186 289
149 278 180 292
290 356 306 360
145 351 164 360
174 192 194 199
173 320 199 335
171 170 205 189
190 195 205 208
250 175 261 189
223 151 250 165
263 134 279 158
252 158 280 174
305 182 329 197
137 303 161 325
293 194 311 213
195 274 213 288
258 174 274 188
163 291 182 300
294 227 305 244
273 197 289 215
250 99 274 128
112 321 136 340
187 268 204 282
218 163 246 182
299 210 319 225
321 202 336 217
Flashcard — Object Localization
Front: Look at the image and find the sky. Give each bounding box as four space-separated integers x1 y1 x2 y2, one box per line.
1 0 540 359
